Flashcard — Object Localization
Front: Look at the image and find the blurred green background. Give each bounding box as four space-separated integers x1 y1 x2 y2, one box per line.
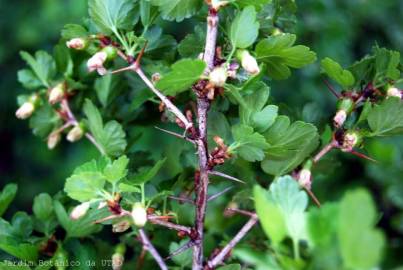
0 0 402 267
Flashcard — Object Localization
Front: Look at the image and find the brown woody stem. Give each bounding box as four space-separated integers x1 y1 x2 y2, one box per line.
207 215 258 268
138 229 168 270
192 7 219 270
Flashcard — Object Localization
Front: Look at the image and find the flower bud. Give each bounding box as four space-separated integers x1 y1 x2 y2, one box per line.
211 0 229 10
47 131 61 150
333 109 347 128
67 125 84 142
16 102 35 119
298 169 312 189
112 253 124 270
386 86 402 99
238 50 260 75
49 83 65 105
66 38 87 50
131 203 147 227
209 67 228 87
341 131 362 152
112 220 131 233
87 51 108 75
70 202 90 220
101 46 118 61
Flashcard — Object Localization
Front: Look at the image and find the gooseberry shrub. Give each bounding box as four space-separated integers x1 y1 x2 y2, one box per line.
3 0 403 269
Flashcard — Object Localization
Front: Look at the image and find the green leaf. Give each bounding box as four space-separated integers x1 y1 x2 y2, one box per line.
150 0 202 22
156 59 206 95
61 24 88 39
321 57 355 88
374 47 400 81
307 203 339 248
338 189 385 269
64 161 106 202
33 193 54 221
20 51 56 87
270 176 308 246
240 82 277 132
0 183 17 217
217 264 241 270
256 34 316 80
95 74 120 107
253 185 287 246
118 183 141 193
169 240 192 267
367 97 403 137
17 69 42 89
29 105 62 138
0 237 38 261
54 44 73 78
261 116 319 176
230 124 269 162
11 212 33 239
88 0 138 34
178 25 205 58
230 6 260 49
53 200 103 238
236 0 271 10
131 158 167 184
103 155 129 184
83 99 127 157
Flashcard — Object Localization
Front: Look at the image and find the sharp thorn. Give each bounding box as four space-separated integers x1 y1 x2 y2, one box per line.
322 78 341 98
304 188 321 208
164 241 195 261
209 171 246 184
134 41 148 68
207 186 233 202
350 150 378 163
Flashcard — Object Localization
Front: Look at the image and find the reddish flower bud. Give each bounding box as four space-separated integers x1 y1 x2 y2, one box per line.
66 38 87 50
131 203 147 227
47 131 61 150
70 202 90 220
238 50 260 75
209 67 228 87
67 125 84 142
48 83 65 105
87 51 108 75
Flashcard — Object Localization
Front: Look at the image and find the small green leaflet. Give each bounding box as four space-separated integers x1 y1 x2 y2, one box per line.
88 0 138 34
261 116 319 176
178 25 206 58
83 99 127 157
367 97 403 137
130 158 166 185
229 124 269 162
240 82 278 132
61 24 88 39
156 59 206 96
230 6 260 49
19 51 56 88
321 57 355 88
150 0 202 22
33 193 54 221
374 47 400 82
29 105 62 138
53 200 103 238
95 74 121 107
254 176 308 256
338 189 385 269
103 155 129 184
236 0 271 10
64 164 106 202
0 183 17 217
255 33 316 80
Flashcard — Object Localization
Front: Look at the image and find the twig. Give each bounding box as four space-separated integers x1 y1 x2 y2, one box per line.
313 140 337 163
193 7 219 270
207 215 258 268
207 186 234 202
138 229 168 270
304 188 321 208
209 170 246 184
165 240 195 261
148 216 192 235
322 78 341 98
135 68 192 130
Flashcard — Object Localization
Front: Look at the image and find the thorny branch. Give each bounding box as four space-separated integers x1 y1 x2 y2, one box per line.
207 214 259 269
192 6 219 270
138 229 168 270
